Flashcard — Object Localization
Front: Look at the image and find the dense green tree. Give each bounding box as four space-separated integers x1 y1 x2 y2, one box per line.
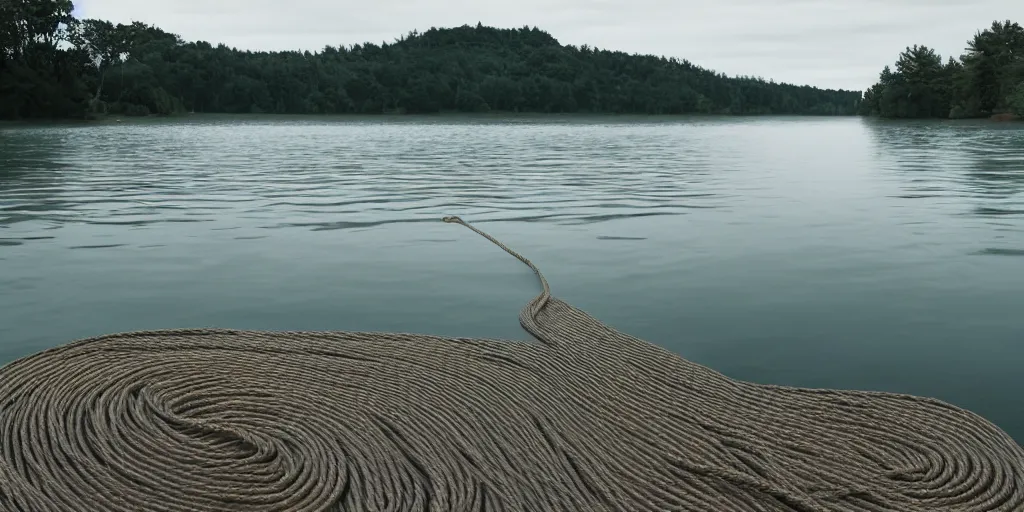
1 0 75 58
862 20 1024 119
71 19 127 108
0 0 91 118
2 1 863 119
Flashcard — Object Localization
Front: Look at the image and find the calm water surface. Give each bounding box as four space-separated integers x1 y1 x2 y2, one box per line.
2 116 1022 439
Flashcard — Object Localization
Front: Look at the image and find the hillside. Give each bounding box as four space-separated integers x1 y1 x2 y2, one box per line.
1 3 862 119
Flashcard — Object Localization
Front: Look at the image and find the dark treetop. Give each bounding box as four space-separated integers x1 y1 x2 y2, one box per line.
859 20 1024 119
1 1 863 119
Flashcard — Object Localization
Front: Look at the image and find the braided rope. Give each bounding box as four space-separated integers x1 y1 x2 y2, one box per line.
0 217 1021 511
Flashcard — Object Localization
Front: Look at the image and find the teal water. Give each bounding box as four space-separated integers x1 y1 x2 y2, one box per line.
1 116 1022 439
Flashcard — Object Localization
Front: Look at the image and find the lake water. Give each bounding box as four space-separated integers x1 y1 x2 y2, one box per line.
1 115 1022 440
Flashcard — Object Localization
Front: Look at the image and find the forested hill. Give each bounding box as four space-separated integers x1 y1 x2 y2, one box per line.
859 20 1024 119
1 2 862 119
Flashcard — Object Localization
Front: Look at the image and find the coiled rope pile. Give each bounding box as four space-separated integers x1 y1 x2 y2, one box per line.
1 216 1022 511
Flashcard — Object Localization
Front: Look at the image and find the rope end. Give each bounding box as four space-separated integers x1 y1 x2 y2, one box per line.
442 216 463 224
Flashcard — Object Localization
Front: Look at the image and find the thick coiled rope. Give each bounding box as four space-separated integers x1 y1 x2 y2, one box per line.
1 217 1022 511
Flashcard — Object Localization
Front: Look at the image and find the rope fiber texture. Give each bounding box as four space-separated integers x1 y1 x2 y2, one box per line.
1 216 1022 511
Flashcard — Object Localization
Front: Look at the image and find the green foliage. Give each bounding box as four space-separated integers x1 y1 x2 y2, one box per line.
1 0 91 118
862 20 1024 119
3 2 862 119
1008 82 1024 115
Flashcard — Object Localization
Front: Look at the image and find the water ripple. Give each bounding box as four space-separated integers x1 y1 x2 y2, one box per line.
976 248 1024 257
1 117 1021 254
0 118 749 243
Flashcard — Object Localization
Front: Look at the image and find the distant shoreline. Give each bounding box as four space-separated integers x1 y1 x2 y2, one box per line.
3 112 862 127
5 113 1020 130
9 110 859 122
8 110 1024 124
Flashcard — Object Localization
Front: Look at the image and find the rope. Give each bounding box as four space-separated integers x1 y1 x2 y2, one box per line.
0 217 1022 511
441 216 550 301
442 215 551 340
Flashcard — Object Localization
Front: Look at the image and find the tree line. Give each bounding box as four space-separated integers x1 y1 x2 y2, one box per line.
2 1 863 119
859 20 1024 119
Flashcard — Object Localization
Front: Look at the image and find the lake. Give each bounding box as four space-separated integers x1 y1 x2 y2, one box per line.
1 115 1022 440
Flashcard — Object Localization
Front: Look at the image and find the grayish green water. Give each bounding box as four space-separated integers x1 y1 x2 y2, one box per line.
2 116 1022 439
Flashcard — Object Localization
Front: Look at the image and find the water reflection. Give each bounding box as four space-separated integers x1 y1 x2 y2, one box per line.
865 120 1024 201
864 120 1023 260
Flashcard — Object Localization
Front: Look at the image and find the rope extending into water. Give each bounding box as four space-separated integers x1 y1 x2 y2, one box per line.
1 218 1022 511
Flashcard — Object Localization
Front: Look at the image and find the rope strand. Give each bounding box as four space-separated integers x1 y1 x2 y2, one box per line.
443 215 552 326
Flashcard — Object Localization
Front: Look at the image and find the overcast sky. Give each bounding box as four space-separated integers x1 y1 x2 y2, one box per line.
74 0 1022 91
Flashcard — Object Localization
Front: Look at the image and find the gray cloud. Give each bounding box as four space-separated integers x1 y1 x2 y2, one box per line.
76 0 1023 90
